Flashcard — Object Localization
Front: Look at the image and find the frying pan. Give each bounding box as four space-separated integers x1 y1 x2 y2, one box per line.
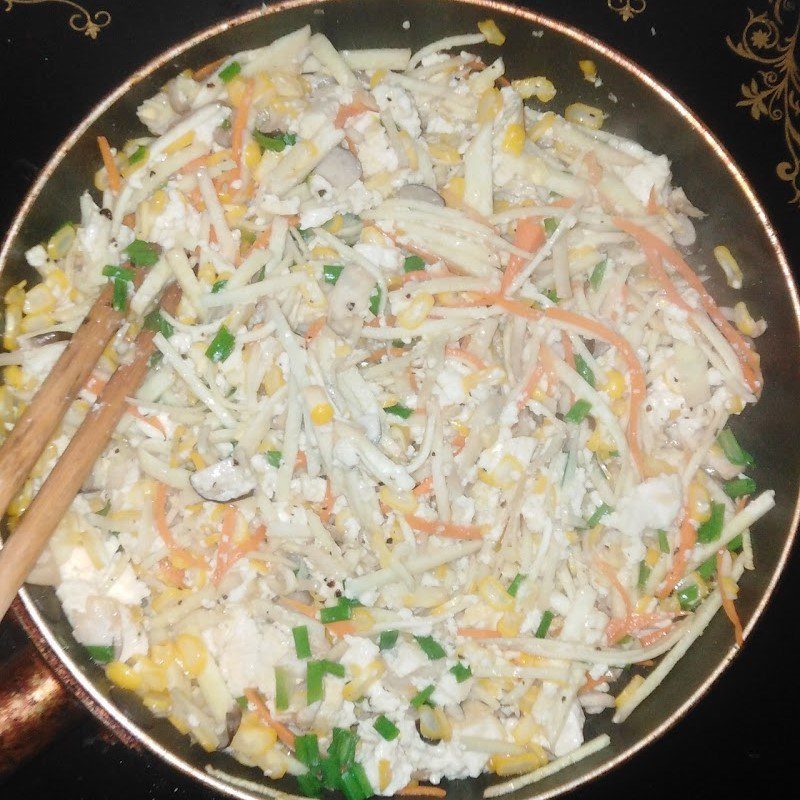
1 0 798 797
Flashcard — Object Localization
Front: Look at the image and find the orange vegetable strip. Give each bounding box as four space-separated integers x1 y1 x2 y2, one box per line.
637 626 673 648
561 330 575 369
97 136 121 194
402 269 452 285
325 620 357 638
658 510 696 598
717 551 744 646
413 476 434 497
85 374 165 435
456 628 501 638
279 597 318 619
212 509 266 586
335 99 372 129
404 514 485 540
445 346 486 371
319 480 334 524
596 559 633 615
397 785 447 798
500 217 545 294
244 688 296 749
516 363 545 411
231 79 255 173
305 317 326 342
192 56 226 81
605 612 667 645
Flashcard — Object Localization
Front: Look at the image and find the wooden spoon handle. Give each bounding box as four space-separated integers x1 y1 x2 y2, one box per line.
0 282 181 621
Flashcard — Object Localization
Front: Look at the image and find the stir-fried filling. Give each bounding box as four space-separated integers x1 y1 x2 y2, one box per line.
0 20 772 799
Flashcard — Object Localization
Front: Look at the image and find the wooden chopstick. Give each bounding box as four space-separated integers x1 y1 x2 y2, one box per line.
0 282 181 620
0 273 142 519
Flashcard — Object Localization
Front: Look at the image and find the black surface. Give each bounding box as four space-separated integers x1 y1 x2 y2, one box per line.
1 0 798 798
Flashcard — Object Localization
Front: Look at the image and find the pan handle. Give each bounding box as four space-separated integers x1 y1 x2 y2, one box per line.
0 608 83 778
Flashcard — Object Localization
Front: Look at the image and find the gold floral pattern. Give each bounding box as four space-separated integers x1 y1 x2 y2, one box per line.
607 0 647 22
5 0 110 39
727 1 800 205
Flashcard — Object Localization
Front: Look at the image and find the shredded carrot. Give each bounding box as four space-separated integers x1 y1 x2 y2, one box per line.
717 551 744 646
85 374 166 435
97 136 121 194
445 346 486 371
244 688 296 748
192 56 226 81
212 506 266 586
413 476 434 497
153 482 207 569
279 597 318 619
122 212 136 229
658 510 696 598
596 559 633 614
579 671 611 694
362 346 408 364
605 612 666 645
319 480 334 524
250 223 273 251
397 785 447 798
614 218 762 394
500 217 545 294
401 269 452 285
231 79 255 174
561 330 575 369
325 620 357 638
451 433 467 455
637 626 673 648
156 558 186 588
456 627 500 638
646 186 662 215
334 98 372 129
404 514 485 540
549 197 576 209
305 317 326 342
516 363 545 410
295 451 308 469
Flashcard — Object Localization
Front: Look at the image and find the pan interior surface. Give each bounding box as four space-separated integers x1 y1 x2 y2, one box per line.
1 1 798 799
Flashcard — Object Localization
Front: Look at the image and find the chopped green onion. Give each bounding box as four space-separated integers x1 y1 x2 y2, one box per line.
573 353 595 387
296 772 323 798
143 308 174 339
320 659 345 678
369 285 381 316
717 428 754 467
320 757 341 791
403 255 425 272
589 258 607 291
320 601 353 624
306 661 324 705
267 450 283 468
565 399 592 423
123 239 160 267
697 555 717 581
728 533 744 552
373 715 400 741
350 763 372 800
340 766 371 800
543 217 558 236
275 666 291 710
535 610 554 639
696 501 725 543
148 351 163 368
323 264 344 284
450 663 472 683
543 288 559 304
211 279 228 293
205 324 236 363
330 727 357 767
677 583 700 611
293 625 312 660
507 573 526 597
414 635 446 660
384 403 412 419
235 695 248 709
379 630 399 650
112 278 128 312
218 60 242 82
253 129 297 152
85 644 114 663
220 117 232 131
637 561 651 590
102 264 135 281
295 733 321 770
410 684 435 708
97 501 111 517
658 529 670 553
724 476 756 499
128 145 148 165
586 502 612 528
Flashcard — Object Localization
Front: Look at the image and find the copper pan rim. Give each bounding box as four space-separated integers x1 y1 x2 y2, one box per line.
3 0 799 798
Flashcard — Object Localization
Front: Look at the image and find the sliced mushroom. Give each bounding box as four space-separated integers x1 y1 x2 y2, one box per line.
189 458 257 502
394 183 445 206
313 146 363 189
26 330 72 347
213 125 232 148
167 79 192 114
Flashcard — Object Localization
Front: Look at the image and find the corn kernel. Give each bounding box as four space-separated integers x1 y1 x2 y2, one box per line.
378 759 392 792
168 714 191 735
497 611 523 637
174 633 207 678
45 268 70 294
3 306 21 351
143 692 172 715
636 595 654 614
310 402 334 425
360 225 388 245
397 292 435 329
378 486 418 514
232 712 279 758
478 19 506 45
479 454 524 490
242 140 261 172
490 748 548 776
150 641 177 666
4 365 26 389
477 87 503 124
478 576 514 611
687 480 711 524
733 301 765 338
501 123 526 156
600 369 625 400
565 103 605 130
23 283 56 316
518 685 540 714
440 176 465 208
713 245 743 289
226 76 247 106
579 60 597 82
136 656 168 692
645 547 660 568
427 142 461 165
615 674 644 708
46 224 76 260
106 660 142 691
512 78 556 103
324 214 344 235
164 130 195 155
263 364 286 395
370 69 386 88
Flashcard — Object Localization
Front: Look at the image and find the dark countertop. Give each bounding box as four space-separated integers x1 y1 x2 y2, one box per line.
1 0 798 797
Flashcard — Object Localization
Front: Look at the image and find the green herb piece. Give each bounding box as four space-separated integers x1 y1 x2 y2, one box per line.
112 278 128 312
319 659 345 678
450 663 472 683
266 450 283 468
697 556 717 581
85 644 114 664
728 533 744 553
220 117 232 131
414 635 446 660
97 501 111 517
323 264 344 284
379 630 399 651
384 403 412 419
330 727 357 768
293 625 312 660
565 399 592 424
373 715 400 741
369 285 381 316
637 561 651 590
340 767 370 800
724 476 756 499
296 772 322 798
410 684 435 708
143 308 174 339
128 145 148 165
205 324 235 363
589 258 607 291
543 288 559 304
350 763 372 800
253 129 297 152
320 757 341 791
320 601 352 624
102 264 135 281
535 610 554 639
574 353 595 387
717 428 754 467
295 733 321 770
211 279 228 293
696 501 725 544
275 666 291 710
218 60 242 83
543 217 558 236
658 529 670 553
507 573 526 598
306 661 324 705
123 239 160 267
403 255 425 272
235 695 248 709
586 503 612 528
677 583 700 611
148 351 163 368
